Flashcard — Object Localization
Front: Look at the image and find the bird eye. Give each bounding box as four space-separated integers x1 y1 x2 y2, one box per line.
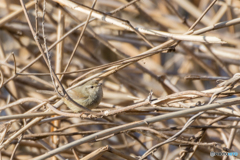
90 86 94 89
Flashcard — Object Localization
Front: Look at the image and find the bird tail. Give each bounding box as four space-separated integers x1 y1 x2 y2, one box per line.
36 90 56 95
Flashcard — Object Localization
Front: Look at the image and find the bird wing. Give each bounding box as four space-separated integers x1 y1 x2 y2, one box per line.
67 90 88 100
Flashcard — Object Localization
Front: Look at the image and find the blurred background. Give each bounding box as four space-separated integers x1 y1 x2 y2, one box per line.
1 0 240 159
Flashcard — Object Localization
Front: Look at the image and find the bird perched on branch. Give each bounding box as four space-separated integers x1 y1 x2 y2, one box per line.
62 80 103 112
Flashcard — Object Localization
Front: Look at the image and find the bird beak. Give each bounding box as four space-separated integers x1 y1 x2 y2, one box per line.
97 83 103 86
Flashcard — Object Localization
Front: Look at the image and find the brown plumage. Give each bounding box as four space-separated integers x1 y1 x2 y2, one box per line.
63 80 103 112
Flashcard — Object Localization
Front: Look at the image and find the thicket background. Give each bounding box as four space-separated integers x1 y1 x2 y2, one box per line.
0 0 240 159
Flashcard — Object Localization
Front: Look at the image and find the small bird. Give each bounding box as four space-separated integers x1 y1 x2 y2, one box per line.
62 80 103 112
